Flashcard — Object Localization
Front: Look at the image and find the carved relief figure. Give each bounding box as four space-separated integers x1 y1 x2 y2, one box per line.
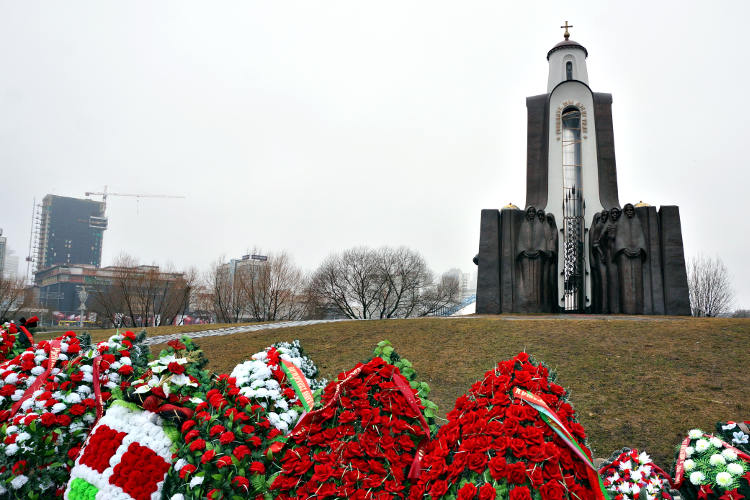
613 203 647 314
589 210 609 313
516 206 546 310
606 207 621 313
545 213 559 312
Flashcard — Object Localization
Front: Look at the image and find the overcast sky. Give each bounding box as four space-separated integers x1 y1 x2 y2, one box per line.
2 1 749 308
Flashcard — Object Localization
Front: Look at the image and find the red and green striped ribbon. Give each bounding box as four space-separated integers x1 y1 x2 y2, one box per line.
280 358 314 412
514 388 610 500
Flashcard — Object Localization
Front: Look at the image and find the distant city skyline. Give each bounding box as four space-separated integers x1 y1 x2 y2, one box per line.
1 2 748 308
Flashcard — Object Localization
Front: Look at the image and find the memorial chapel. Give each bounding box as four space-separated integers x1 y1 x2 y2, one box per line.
475 24 690 315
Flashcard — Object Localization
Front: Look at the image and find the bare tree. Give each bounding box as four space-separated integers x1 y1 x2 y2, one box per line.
203 258 244 323
688 255 734 317
310 246 460 319
0 277 30 321
236 251 307 322
88 254 194 327
414 272 462 316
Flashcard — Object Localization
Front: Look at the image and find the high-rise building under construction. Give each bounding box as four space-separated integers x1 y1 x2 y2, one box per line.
35 195 107 273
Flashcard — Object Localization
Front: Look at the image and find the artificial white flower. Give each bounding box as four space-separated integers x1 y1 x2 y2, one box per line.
630 469 643 483
10 475 28 489
695 439 710 452
170 374 195 386
4 444 19 456
722 422 737 431
722 448 738 461
6 426 18 434
688 429 704 439
189 476 204 488
715 471 733 488
710 437 723 448
709 453 726 466
170 495 185 500
683 459 695 471
727 462 744 475
16 432 30 442
637 464 652 477
638 451 651 464
30 366 45 376
51 402 67 414
134 384 151 394
689 471 705 485
733 431 749 445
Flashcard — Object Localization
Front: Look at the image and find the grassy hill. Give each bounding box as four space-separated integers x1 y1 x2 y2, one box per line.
58 316 750 469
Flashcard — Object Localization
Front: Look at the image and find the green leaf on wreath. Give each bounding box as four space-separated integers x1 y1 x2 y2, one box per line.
483 469 492 484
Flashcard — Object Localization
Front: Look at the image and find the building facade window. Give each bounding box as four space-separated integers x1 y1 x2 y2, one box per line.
566 61 573 80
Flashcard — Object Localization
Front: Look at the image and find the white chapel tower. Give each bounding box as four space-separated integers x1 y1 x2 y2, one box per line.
475 24 690 316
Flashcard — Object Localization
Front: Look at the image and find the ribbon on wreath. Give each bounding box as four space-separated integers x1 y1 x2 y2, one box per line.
673 433 750 489
392 371 432 479
279 358 314 412
91 356 104 423
11 339 62 417
514 387 611 500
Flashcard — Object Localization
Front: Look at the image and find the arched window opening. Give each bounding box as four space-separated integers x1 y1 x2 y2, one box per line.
561 106 584 311
566 61 573 80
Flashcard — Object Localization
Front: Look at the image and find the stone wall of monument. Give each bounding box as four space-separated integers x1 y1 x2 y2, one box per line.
476 204 691 315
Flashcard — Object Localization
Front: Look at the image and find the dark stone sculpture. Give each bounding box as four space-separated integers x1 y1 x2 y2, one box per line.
515 207 546 311
605 207 621 314
614 203 647 314
589 210 609 313
587 203 649 314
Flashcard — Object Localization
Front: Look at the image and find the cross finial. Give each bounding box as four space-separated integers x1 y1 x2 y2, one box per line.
560 21 573 40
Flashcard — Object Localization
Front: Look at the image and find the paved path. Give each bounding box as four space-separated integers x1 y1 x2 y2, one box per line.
143 314 682 345
143 319 349 345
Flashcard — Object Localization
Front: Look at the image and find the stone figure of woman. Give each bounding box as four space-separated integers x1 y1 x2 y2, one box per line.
613 203 647 314
606 207 621 314
516 206 546 311
589 211 607 313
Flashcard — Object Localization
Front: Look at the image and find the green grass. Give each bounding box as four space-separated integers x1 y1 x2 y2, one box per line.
47 316 750 469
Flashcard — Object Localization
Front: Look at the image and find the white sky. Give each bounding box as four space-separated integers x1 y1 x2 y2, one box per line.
2 1 749 308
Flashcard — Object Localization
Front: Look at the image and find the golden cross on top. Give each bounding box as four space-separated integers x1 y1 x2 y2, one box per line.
560 21 573 40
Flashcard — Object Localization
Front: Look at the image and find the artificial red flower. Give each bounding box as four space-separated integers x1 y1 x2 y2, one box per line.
167 362 185 375
189 438 206 452
201 449 217 464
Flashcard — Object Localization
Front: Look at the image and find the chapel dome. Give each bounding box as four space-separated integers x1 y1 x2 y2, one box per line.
547 39 588 60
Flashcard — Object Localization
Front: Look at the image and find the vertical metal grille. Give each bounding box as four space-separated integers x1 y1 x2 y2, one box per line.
561 108 585 311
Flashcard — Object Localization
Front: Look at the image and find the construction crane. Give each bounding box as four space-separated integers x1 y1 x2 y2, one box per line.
85 186 186 212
